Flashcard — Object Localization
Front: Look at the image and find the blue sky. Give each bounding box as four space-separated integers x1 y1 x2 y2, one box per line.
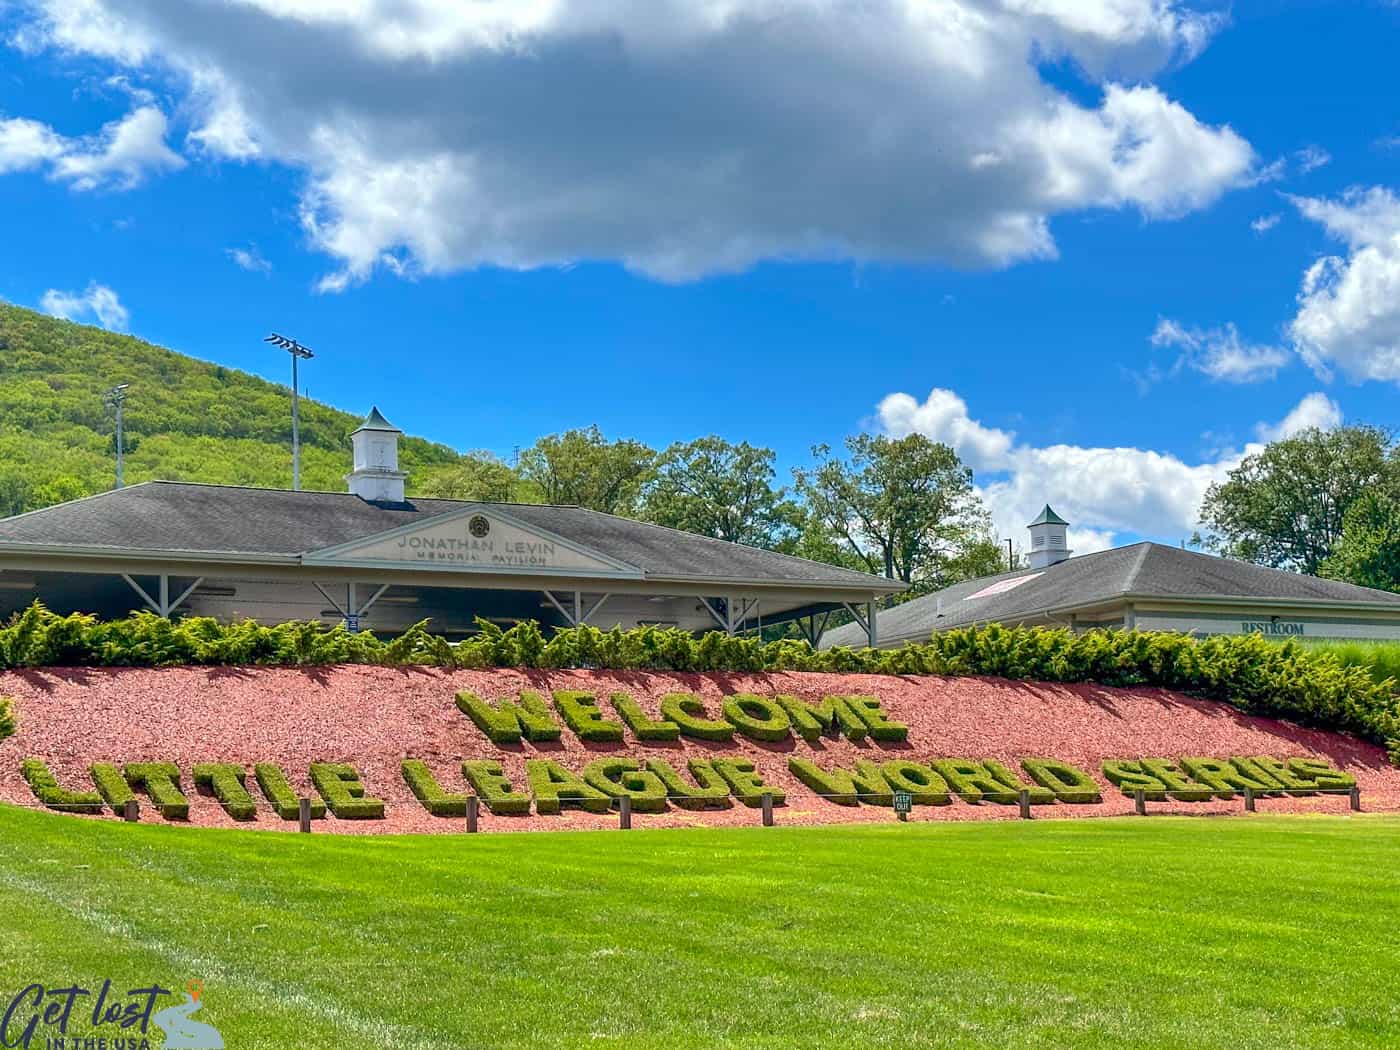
1 0 1398 553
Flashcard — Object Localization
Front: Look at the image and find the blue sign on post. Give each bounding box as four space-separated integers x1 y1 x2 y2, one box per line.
344 614 360 633
893 791 913 815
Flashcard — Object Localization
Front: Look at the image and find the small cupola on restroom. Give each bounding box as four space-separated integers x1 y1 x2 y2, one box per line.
1027 504 1072 569
346 406 407 502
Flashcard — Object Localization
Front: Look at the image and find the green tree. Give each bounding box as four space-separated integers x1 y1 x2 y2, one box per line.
416 453 524 503
793 433 990 585
640 437 799 548
1200 426 1397 574
518 426 657 515
1319 490 1400 592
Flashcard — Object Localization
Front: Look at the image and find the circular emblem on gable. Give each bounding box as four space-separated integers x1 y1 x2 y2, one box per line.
468 514 491 538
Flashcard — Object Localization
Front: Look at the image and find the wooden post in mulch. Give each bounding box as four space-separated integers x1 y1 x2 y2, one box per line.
1243 787 1255 812
465 796 479 834
123 799 139 823
1133 789 1146 816
1350 786 1362 812
761 792 774 827
619 795 632 830
298 797 312 833
1018 789 1032 820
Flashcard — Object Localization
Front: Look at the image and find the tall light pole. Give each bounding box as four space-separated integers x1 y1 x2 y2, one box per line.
264 333 315 491
103 383 130 489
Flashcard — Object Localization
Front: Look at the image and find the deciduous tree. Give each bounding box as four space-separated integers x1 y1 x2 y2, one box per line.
793 433 990 586
517 426 657 515
641 437 799 548
1200 426 1397 574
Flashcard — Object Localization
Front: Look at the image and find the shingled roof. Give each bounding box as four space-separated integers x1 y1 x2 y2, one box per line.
0 481 899 591
822 541 1400 647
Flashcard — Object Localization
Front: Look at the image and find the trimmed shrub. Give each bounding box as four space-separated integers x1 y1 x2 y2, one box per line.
712 758 785 807
2 603 1395 765
1140 758 1216 802
1288 757 1357 790
722 694 791 743
462 760 530 815
880 760 952 806
582 758 669 813
787 758 893 807
1101 760 1170 801
930 759 1017 804
255 763 326 820
192 762 257 821
983 759 1055 805
659 693 734 742
401 759 470 817
1244 755 1317 795
775 694 868 742
21 757 104 812
840 695 909 742
455 690 561 744
309 762 385 819
552 691 625 743
609 693 680 741
123 762 190 820
646 758 733 810
1021 758 1100 804
0 696 15 741
525 759 612 814
91 763 136 813
1179 757 1274 800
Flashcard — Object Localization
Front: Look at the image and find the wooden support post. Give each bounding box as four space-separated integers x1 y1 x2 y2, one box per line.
1243 787 1255 813
466 796 479 834
1018 788 1032 820
123 799 139 823
761 792 774 827
619 795 632 830
1133 789 1146 816
1350 786 1361 812
299 797 312 833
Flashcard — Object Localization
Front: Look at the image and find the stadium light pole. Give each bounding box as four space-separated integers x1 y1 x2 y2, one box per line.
102 384 130 489
265 333 315 491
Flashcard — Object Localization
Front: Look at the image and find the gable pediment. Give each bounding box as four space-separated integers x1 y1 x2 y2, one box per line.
302 506 642 578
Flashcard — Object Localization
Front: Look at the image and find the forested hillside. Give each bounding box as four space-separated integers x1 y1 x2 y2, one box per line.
0 303 472 515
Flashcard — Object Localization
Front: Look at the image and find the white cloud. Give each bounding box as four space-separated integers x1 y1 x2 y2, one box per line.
1295 145 1331 174
878 388 1015 470
1250 212 1280 234
0 105 183 190
226 245 271 273
1288 186 1400 384
0 116 66 173
1253 391 1342 443
14 0 1256 288
1148 318 1291 383
40 282 130 330
877 386 1341 548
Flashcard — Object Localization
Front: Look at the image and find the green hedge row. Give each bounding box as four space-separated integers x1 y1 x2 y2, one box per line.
1101 756 1356 801
0 696 14 742
309 762 385 820
401 759 470 817
2 604 1393 760
193 762 257 820
256 763 327 820
21 758 104 812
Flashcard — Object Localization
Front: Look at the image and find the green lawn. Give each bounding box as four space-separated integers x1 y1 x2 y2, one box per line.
3 807 1400 1048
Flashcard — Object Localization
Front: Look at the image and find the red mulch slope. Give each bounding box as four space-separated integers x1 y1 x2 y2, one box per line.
1 666 1396 834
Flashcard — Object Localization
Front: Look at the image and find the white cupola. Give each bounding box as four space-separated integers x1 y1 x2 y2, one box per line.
1027 504 1072 570
346 406 407 502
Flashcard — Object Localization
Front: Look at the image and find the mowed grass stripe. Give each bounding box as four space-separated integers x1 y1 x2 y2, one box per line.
3 806 1400 1048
